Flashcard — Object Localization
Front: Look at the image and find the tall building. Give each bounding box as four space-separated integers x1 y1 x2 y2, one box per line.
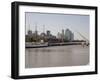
40 33 46 37
70 32 74 41
61 29 64 39
34 22 38 36
57 32 62 39
35 30 38 36
65 29 70 40
65 29 74 41
28 30 32 35
47 30 50 36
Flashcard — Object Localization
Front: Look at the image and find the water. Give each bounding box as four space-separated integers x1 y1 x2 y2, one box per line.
25 45 89 68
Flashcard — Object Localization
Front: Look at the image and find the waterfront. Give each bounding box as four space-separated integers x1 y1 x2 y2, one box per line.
25 45 89 68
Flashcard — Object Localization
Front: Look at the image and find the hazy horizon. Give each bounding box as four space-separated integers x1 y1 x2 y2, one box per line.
25 12 89 40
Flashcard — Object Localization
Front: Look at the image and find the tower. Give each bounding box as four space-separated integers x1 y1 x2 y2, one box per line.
62 29 64 39
35 22 38 35
27 24 32 35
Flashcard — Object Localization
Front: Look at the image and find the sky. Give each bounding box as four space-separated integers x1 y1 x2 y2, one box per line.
25 12 89 40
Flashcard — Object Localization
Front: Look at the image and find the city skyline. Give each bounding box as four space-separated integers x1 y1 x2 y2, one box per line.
25 12 89 40
26 28 74 40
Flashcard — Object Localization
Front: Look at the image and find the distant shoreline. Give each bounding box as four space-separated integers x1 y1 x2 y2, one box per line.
25 42 83 48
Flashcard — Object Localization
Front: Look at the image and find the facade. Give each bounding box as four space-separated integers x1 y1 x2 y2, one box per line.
70 32 74 41
47 30 50 36
65 29 74 41
57 32 62 39
28 30 32 35
40 33 46 37
61 29 64 39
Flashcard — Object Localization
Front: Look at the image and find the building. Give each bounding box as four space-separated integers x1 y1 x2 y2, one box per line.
57 32 62 39
25 30 32 42
64 29 74 41
65 29 70 40
35 30 38 36
70 32 74 41
26 26 74 43
47 30 51 36
61 29 64 40
40 33 46 37
28 30 32 35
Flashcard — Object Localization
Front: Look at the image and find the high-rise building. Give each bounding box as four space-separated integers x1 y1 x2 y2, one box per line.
47 30 50 36
28 30 32 35
35 30 38 36
40 33 46 37
70 32 74 41
64 29 74 41
65 29 70 40
57 32 62 39
61 29 64 39
34 22 38 36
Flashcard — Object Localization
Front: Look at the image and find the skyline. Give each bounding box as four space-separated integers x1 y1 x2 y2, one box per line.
25 12 89 40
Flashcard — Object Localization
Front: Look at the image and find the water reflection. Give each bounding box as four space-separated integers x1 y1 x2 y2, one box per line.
25 45 89 68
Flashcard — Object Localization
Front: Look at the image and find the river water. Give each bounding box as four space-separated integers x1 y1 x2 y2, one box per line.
25 45 89 68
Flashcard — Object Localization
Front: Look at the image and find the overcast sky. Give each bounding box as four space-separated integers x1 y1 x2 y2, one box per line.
25 12 89 40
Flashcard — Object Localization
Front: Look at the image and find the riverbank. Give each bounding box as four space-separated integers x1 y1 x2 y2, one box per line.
26 42 83 48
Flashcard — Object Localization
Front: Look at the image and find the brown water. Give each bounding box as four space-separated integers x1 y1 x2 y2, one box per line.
25 45 89 68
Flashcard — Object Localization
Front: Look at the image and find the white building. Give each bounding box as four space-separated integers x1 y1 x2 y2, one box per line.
57 32 62 39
